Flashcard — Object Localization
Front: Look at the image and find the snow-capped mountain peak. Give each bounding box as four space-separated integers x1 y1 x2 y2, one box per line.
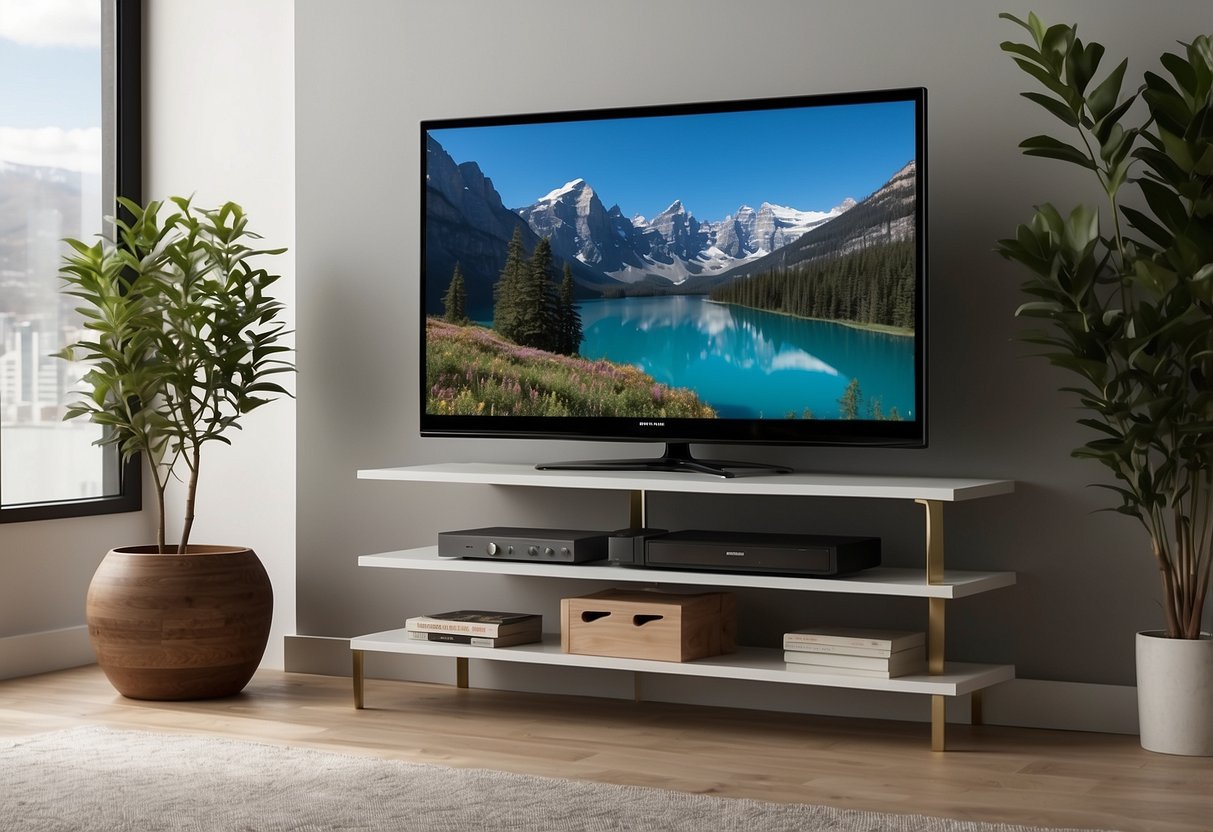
538 178 591 204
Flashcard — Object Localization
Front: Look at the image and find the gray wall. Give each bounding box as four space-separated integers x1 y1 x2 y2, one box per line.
295 0 1211 692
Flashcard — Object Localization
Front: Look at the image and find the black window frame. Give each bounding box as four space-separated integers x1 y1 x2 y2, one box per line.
0 0 142 524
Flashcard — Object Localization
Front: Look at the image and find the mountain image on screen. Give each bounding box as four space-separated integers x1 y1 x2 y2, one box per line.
424 126 917 423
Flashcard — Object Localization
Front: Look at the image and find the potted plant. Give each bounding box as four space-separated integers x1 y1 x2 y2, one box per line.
996 12 1213 755
57 196 292 700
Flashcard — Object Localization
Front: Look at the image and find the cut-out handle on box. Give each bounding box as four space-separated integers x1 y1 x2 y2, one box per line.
633 614 664 626
580 610 611 623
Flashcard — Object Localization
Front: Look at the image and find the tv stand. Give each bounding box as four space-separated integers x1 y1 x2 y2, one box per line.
536 441 793 478
353 463 1016 751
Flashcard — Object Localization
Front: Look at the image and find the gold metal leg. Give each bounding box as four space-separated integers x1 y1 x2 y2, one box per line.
628 490 646 527
352 649 365 710
456 656 469 689
917 499 946 674
971 689 984 725
917 502 946 679
927 598 946 675
931 695 946 751
917 498 945 584
917 499 947 750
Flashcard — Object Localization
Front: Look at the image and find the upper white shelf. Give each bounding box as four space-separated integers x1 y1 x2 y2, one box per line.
357 462 1015 502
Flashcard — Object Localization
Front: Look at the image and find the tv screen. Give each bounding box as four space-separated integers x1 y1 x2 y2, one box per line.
422 87 926 475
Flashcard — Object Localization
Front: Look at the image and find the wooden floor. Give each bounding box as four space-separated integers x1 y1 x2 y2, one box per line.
1 666 1210 832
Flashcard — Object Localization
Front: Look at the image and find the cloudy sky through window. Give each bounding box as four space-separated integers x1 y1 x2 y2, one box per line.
0 0 100 173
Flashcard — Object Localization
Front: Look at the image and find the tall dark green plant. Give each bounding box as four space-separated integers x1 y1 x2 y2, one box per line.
996 12 1213 638
56 197 293 554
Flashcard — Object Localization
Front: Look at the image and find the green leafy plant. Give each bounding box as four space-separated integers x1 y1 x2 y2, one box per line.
56 197 293 554
996 12 1213 638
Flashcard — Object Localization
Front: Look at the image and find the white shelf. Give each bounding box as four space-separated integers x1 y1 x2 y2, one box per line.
358 547 1016 599
357 462 1015 502
351 631 1013 697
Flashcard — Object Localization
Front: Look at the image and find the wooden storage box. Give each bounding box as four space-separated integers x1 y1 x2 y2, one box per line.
560 589 736 662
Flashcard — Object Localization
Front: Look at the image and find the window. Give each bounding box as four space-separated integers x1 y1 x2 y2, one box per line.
0 0 140 522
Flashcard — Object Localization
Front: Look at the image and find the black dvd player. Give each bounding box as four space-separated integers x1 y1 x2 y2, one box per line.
438 526 609 564
641 530 880 577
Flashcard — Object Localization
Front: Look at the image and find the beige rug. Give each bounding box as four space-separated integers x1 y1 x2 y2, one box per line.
0 727 1118 831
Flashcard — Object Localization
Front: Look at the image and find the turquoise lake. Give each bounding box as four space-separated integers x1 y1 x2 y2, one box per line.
575 295 915 420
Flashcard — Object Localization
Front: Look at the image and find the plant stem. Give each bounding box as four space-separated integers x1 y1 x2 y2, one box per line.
152 465 167 554
1153 530 1182 638
178 448 200 554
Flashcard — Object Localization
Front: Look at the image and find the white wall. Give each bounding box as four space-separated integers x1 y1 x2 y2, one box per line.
0 509 151 678
292 0 1210 719
143 0 296 667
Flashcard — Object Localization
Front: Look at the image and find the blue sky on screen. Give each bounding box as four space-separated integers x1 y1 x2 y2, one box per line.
431 100 916 222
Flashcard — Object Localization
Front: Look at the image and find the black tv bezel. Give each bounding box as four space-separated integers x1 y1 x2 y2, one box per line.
419 86 927 451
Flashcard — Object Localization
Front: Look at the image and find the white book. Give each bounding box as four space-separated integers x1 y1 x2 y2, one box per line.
783 647 926 674
783 661 927 679
783 627 925 652
404 610 542 637
782 641 905 658
404 629 540 648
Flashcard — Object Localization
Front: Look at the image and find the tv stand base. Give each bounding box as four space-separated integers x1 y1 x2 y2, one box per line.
536 442 792 478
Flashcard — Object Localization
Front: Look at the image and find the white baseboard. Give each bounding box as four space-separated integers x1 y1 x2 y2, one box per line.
0 626 95 681
283 634 1139 735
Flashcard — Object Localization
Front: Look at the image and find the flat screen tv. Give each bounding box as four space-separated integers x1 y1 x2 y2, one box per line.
422 87 926 476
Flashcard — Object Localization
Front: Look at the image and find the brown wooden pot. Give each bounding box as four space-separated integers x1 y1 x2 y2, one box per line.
85 545 273 700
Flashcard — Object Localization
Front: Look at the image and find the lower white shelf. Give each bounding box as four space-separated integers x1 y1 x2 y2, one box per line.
350 630 1014 697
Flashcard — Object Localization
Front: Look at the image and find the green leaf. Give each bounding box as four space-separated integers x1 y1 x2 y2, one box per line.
1015 300 1066 317
1063 204 1100 257
1000 40 1050 69
1106 156 1132 198
1067 38 1104 95
1139 177 1190 232
1021 91 1081 126
1076 418 1124 438
1135 146 1189 187
1143 71 1191 135
1020 135 1097 169
1121 206 1173 249
1160 50 1198 97
1158 126 1196 174
1048 354 1109 384
1087 58 1128 122
998 12 1035 39
1014 58 1081 108
1041 23 1075 73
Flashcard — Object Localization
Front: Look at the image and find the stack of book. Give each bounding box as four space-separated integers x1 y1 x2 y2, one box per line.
404 609 542 648
782 627 927 678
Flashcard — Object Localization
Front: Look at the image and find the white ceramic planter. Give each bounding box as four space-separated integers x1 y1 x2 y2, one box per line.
1136 630 1213 756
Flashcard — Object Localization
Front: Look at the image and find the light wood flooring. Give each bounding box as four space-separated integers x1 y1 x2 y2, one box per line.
1 666 1210 831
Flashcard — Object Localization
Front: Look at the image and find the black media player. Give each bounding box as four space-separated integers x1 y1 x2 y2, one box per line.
438 527 609 564
641 530 880 577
